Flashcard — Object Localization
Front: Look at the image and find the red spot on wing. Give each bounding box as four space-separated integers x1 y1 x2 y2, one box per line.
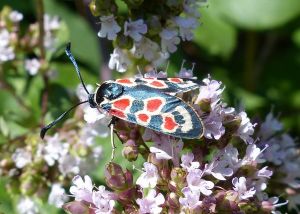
150 80 166 88
110 109 126 119
147 99 163 112
169 78 183 83
113 99 130 110
164 116 178 131
116 78 133 84
137 113 149 122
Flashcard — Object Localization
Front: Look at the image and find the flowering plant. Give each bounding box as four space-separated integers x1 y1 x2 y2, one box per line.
64 73 299 213
0 0 300 213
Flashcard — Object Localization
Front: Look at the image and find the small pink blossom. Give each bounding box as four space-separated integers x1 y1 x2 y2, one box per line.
136 162 159 188
232 177 256 201
180 152 200 172
69 175 93 203
92 186 115 214
124 19 147 42
186 169 214 196
179 187 202 210
136 189 165 214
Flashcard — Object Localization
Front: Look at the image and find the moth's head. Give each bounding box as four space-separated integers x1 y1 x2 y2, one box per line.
94 82 124 105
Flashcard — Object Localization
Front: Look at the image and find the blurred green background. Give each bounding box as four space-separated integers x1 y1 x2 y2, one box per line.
0 0 300 213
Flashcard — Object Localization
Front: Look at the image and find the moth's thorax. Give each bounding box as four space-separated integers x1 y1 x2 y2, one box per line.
94 81 124 105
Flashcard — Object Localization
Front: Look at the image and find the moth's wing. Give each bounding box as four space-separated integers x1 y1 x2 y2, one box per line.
100 85 203 139
113 77 201 95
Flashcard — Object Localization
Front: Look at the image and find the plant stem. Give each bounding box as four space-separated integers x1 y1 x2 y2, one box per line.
36 0 49 126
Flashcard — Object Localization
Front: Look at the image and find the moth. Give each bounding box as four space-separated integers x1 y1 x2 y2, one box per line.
41 44 204 144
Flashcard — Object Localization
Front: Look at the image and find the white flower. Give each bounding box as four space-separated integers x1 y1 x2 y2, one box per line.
232 177 256 201
131 37 160 61
48 183 68 208
181 152 200 172
76 84 94 101
0 29 14 62
151 51 170 67
108 47 130 72
174 16 198 41
136 189 165 214
70 175 94 203
186 169 214 196
9 10 23 22
43 134 69 166
179 187 202 210
25 58 41 75
202 106 225 140
160 28 180 53
43 14 60 50
58 154 80 175
259 112 283 141
98 15 121 40
81 119 110 145
241 144 266 166
195 76 224 108
124 19 147 42
150 147 172 160
44 14 60 31
136 162 159 188
17 197 39 214
235 111 256 144
12 148 32 168
92 186 115 214
204 159 233 181
256 166 273 178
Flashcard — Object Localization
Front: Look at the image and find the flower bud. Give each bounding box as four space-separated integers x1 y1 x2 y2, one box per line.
166 0 184 15
105 162 133 191
89 0 118 17
146 16 162 36
169 167 187 190
122 140 139 162
115 34 133 49
63 201 90 214
198 98 212 112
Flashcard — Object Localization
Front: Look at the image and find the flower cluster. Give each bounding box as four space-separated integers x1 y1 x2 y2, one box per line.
0 7 108 213
89 0 207 72
0 8 23 63
2 87 108 213
63 71 297 213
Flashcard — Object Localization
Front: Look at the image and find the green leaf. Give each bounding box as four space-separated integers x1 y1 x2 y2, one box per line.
292 28 300 47
214 0 300 30
193 4 237 59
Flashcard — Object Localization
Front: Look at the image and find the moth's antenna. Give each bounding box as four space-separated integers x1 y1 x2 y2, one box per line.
40 100 88 139
65 43 90 95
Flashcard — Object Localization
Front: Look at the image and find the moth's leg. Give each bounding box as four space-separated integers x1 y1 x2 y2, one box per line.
108 117 117 161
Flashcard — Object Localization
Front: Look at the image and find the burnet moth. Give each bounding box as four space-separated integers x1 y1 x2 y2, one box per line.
41 43 204 158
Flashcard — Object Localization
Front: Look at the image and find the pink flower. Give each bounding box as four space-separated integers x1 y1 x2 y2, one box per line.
92 186 115 214
136 189 165 214
186 169 214 196
69 175 93 203
232 177 256 201
180 152 200 172
136 162 159 188
179 187 202 210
